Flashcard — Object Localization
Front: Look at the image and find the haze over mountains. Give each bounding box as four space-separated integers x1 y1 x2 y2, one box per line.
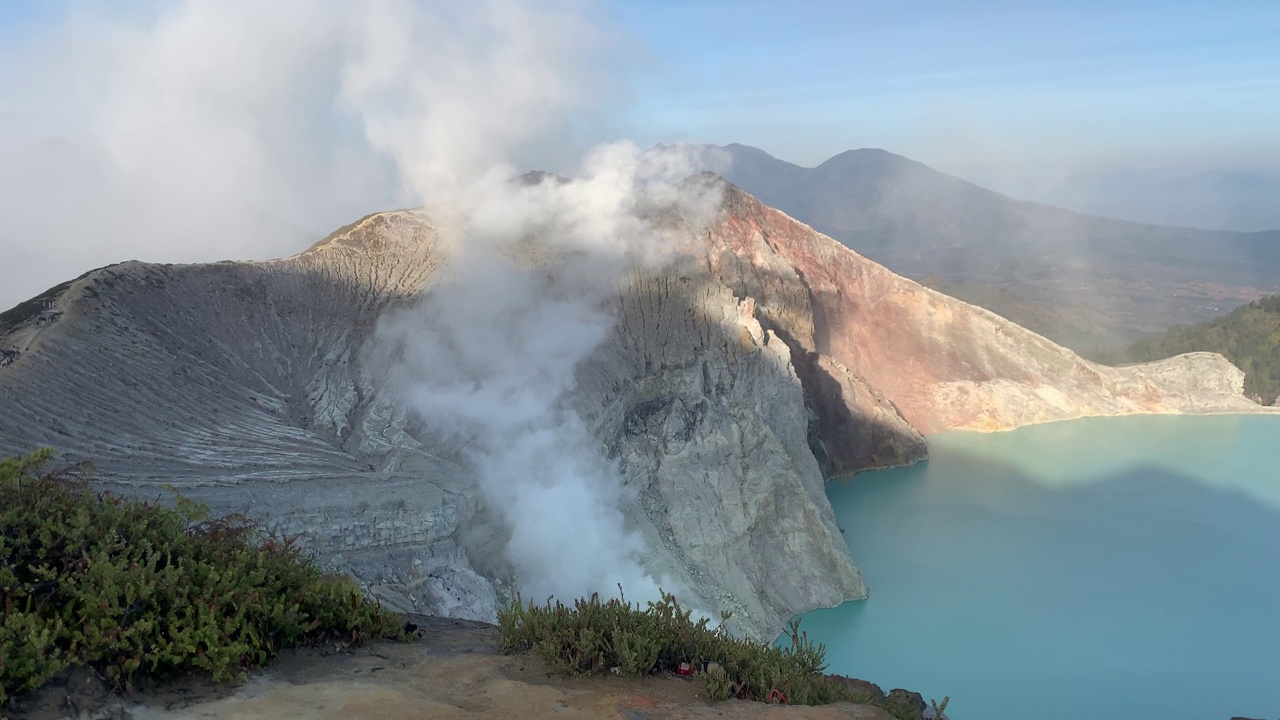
949 162 1280 233
6 131 1277 347
684 143 1280 352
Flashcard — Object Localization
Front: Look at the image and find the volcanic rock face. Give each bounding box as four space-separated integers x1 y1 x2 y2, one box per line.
703 186 1269 434
0 181 1266 639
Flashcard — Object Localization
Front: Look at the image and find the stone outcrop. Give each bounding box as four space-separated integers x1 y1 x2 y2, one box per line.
0 181 1269 640
574 258 872 635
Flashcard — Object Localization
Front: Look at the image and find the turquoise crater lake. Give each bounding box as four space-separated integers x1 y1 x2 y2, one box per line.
792 414 1280 720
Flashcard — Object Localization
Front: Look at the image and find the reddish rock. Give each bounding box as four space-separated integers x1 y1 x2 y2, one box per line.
700 184 1271 438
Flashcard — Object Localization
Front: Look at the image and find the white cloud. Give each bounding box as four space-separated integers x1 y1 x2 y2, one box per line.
0 0 728 608
0 0 613 311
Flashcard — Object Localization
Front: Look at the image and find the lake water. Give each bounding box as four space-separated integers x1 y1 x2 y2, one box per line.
791 414 1280 720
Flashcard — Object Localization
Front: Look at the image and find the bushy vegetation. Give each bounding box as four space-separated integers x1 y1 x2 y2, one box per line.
497 589 938 720
0 449 407 705
1097 294 1280 404
2 448 944 716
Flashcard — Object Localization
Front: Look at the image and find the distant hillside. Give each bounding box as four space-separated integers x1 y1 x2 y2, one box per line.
1098 296 1280 405
688 143 1280 351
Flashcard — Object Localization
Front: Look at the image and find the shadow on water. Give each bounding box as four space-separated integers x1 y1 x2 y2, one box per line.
800 421 1280 720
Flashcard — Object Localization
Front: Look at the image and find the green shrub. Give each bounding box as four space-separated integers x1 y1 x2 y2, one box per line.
0 450 407 705
497 588 936 719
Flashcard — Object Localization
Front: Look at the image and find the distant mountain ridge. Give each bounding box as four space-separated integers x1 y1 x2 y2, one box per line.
681 143 1280 351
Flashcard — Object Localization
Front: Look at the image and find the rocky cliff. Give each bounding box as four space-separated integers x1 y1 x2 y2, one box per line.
0 181 1267 640
701 185 1271 435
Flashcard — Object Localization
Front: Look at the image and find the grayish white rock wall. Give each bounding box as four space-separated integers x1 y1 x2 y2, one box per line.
0 206 870 640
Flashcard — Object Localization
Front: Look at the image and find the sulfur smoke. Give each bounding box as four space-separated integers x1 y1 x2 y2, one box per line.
337 1 728 605
375 147 722 604
0 0 727 605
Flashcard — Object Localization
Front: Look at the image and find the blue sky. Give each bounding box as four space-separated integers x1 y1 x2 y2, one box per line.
2 0 1276 171
608 0 1280 169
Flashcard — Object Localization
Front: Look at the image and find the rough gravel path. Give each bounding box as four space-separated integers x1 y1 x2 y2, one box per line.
9 617 892 720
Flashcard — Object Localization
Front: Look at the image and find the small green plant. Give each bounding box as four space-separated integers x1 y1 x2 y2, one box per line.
496 586 943 719
0 450 408 705
931 696 950 717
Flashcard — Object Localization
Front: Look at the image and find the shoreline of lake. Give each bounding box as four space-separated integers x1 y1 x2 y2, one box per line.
797 414 1280 720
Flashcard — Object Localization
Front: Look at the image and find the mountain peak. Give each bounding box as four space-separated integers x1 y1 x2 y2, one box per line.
721 142 780 158
815 147 920 172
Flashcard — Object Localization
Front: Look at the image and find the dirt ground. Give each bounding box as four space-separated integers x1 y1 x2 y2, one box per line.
6 617 893 720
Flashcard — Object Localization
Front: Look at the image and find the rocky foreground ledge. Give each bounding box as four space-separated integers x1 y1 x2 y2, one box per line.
11 618 909 720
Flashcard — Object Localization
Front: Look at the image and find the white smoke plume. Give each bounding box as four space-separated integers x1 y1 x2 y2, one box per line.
0 0 728 605
374 143 725 605
1 1 366 307
332 1 726 604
